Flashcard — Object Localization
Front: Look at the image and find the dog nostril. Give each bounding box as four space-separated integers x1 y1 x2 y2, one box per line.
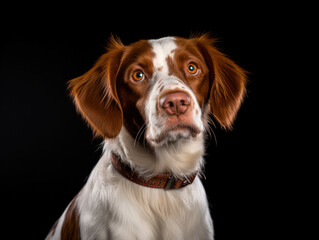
160 92 191 116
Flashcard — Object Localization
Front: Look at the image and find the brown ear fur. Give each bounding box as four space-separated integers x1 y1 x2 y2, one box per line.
195 35 247 129
68 38 125 138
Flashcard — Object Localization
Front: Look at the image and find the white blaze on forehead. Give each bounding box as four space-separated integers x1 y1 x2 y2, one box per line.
148 37 177 75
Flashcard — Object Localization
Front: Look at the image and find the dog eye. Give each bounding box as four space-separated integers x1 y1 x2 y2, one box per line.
187 64 198 75
132 70 145 82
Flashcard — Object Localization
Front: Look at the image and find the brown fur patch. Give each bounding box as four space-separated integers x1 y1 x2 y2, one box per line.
116 40 155 141
165 38 211 110
61 196 81 240
190 35 248 128
173 36 247 129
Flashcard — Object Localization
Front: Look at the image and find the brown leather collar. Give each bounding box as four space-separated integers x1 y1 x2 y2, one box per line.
111 153 197 190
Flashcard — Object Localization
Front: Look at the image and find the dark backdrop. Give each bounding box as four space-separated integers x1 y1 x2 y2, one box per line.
1 3 298 240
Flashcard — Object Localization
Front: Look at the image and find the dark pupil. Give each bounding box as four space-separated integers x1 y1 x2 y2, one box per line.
189 65 194 71
136 72 143 78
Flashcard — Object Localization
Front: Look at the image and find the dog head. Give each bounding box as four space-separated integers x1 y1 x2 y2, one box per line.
69 35 247 148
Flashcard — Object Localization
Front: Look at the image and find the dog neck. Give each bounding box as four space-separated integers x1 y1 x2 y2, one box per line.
110 152 197 190
104 127 204 179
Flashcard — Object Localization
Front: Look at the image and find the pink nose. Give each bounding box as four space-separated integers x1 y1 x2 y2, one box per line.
160 92 191 116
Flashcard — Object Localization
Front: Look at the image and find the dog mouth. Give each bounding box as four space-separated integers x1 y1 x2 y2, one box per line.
148 122 201 146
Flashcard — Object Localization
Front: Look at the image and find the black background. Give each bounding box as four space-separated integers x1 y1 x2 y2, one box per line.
1 3 301 240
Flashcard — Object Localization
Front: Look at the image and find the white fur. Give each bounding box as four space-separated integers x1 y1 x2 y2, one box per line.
47 130 214 239
149 37 176 76
46 37 214 240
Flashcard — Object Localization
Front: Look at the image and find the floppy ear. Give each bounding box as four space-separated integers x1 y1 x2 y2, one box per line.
68 39 125 138
195 35 247 129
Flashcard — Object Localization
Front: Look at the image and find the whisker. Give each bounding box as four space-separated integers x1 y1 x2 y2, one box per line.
207 114 216 128
137 125 145 143
139 122 150 149
205 114 218 147
134 123 146 147
209 125 217 147
140 123 149 148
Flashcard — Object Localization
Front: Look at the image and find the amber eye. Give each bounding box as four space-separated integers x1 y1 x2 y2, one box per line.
132 70 145 82
187 64 198 75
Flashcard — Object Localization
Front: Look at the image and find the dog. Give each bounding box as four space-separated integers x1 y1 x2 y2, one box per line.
46 34 247 240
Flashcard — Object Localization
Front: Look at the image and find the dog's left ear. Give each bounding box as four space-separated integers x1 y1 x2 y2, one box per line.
195 35 248 129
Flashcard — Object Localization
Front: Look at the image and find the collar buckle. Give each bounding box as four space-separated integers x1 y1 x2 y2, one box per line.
164 176 177 190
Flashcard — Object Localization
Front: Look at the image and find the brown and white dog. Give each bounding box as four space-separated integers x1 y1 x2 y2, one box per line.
46 34 247 240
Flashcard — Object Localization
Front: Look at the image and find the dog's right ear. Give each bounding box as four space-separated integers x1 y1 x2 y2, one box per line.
68 38 125 138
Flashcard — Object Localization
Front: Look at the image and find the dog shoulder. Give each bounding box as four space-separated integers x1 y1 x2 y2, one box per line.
45 195 80 240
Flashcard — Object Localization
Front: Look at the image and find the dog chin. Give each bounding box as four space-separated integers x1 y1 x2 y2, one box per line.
147 124 201 147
